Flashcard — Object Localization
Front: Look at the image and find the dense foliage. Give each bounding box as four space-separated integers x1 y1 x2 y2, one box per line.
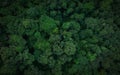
0 0 120 75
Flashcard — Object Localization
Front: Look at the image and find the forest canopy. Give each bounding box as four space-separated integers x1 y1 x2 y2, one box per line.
0 0 120 75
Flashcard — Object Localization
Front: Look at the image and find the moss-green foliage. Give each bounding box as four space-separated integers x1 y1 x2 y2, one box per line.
40 15 57 33
0 0 120 75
